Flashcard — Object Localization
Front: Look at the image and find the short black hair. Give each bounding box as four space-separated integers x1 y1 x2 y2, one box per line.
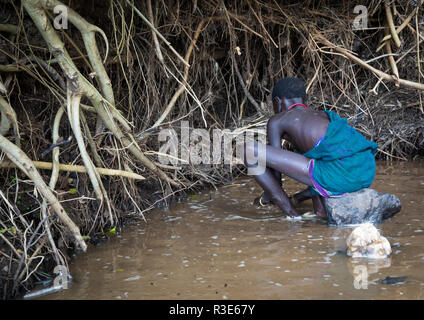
272 78 306 100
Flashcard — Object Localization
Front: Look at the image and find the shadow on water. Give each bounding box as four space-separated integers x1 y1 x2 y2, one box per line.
36 161 424 299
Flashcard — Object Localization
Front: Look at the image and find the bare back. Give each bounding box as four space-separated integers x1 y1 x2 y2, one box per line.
278 108 330 154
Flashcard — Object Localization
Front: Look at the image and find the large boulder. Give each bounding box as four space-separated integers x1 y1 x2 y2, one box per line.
324 188 401 226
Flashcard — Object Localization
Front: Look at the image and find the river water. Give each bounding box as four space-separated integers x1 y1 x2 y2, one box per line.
38 161 424 299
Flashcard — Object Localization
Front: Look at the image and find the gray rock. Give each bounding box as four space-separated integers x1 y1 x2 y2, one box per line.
324 188 401 226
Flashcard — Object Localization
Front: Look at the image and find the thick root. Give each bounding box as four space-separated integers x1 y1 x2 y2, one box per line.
0 95 20 147
23 0 179 189
0 134 87 252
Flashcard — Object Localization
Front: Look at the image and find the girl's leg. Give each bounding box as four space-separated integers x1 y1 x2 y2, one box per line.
245 142 313 216
312 196 327 218
292 187 313 205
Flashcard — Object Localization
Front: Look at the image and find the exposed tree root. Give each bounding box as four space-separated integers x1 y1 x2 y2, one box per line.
0 134 87 252
0 161 146 180
0 96 20 147
22 0 179 192
314 32 424 91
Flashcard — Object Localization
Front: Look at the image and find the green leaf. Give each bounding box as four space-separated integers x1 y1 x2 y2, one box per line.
187 194 199 198
115 268 124 272
68 188 78 195
82 235 91 240
105 227 116 236
0 227 16 235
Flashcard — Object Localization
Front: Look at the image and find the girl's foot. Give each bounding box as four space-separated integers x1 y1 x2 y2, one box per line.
253 193 273 206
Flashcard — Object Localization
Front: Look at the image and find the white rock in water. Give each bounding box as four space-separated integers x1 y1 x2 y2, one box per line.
346 223 391 259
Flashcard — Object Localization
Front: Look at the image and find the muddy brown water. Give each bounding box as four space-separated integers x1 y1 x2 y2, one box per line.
38 161 424 300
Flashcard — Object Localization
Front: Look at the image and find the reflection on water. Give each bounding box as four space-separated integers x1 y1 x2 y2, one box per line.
39 161 424 299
